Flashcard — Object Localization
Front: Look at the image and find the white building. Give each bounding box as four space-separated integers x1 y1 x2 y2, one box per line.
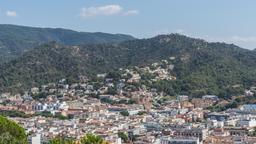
29 134 41 144
160 137 200 144
238 119 256 128
177 95 189 102
207 119 224 128
240 105 256 112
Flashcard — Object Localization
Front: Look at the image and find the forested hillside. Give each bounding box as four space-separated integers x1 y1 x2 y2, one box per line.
0 34 256 97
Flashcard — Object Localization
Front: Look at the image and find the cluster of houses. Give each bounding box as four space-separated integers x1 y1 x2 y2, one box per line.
1 60 256 144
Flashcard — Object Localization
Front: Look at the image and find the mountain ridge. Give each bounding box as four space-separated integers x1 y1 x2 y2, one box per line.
0 24 135 63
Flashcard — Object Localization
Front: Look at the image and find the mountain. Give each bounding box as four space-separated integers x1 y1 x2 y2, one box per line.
0 34 256 97
0 24 135 63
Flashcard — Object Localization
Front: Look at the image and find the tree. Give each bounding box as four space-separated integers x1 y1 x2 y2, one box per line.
0 116 27 144
106 71 121 81
107 87 117 95
137 111 147 115
0 110 30 118
117 132 129 142
120 110 129 116
249 127 256 136
48 137 75 144
80 133 109 144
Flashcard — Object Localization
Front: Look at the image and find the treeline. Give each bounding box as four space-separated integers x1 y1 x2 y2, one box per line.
0 110 73 120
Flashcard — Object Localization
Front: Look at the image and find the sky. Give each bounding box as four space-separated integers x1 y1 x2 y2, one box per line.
0 0 256 49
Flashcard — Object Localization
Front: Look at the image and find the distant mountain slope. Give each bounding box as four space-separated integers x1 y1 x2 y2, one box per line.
0 24 135 62
0 34 256 97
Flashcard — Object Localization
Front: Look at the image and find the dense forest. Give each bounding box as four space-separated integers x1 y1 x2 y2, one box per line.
0 34 256 98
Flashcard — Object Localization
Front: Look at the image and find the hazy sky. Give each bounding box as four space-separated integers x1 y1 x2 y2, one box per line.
1 0 256 49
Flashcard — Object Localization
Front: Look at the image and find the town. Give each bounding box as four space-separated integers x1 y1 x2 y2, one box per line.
1 59 256 144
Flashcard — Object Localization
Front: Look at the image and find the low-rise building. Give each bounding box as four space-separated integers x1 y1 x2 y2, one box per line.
160 136 200 144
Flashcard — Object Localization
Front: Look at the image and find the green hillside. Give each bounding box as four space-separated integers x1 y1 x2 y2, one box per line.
0 34 255 97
